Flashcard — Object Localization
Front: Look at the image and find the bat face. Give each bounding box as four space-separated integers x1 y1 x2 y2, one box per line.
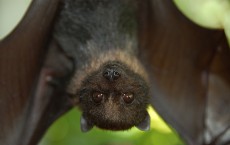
78 61 150 132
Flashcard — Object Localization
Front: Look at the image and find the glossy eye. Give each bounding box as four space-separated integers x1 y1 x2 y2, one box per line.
122 93 134 104
92 92 104 103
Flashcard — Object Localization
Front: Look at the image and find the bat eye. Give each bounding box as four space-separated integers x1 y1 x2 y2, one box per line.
122 93 134 104
92 92 104 103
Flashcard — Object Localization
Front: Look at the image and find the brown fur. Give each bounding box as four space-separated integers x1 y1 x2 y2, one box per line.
67 49 149 95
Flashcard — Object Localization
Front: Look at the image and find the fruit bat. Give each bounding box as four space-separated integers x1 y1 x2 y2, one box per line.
53 0 150 132
0 0 229 145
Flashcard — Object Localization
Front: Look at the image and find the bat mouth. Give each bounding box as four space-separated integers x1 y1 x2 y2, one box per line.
91 110 151 131
81 111 150 132
95 120 134 131
80 112 134 132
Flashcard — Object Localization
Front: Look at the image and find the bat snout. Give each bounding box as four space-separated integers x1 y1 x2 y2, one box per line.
103 68 120 81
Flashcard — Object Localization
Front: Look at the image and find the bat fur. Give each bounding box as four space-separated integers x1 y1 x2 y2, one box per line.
53 0 150 131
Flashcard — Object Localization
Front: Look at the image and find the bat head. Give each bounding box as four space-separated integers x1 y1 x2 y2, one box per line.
78 61 150 132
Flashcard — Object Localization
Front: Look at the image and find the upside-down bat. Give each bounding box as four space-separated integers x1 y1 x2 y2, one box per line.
53 0 150 132
0 0 229 145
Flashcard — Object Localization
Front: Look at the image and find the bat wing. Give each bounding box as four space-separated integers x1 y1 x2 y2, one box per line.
0 0 72 145
207 39 230 145
139 0 230 145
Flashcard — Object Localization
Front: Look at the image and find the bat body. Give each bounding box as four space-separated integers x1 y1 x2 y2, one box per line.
1 0 229 144
53 0 150 131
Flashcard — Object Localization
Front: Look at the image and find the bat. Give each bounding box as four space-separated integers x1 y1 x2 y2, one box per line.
53 0 150 132
0 0 229 145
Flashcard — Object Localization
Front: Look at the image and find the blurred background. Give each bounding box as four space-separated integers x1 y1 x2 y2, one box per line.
0 0 229 145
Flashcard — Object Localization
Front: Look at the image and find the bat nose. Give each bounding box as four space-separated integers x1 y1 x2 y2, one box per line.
103 69 120 81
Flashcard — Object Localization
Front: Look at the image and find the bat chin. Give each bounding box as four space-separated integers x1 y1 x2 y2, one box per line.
80 113 151 132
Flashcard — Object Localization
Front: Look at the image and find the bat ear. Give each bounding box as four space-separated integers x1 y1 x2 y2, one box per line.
80 115 94 132
135 112 150 131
